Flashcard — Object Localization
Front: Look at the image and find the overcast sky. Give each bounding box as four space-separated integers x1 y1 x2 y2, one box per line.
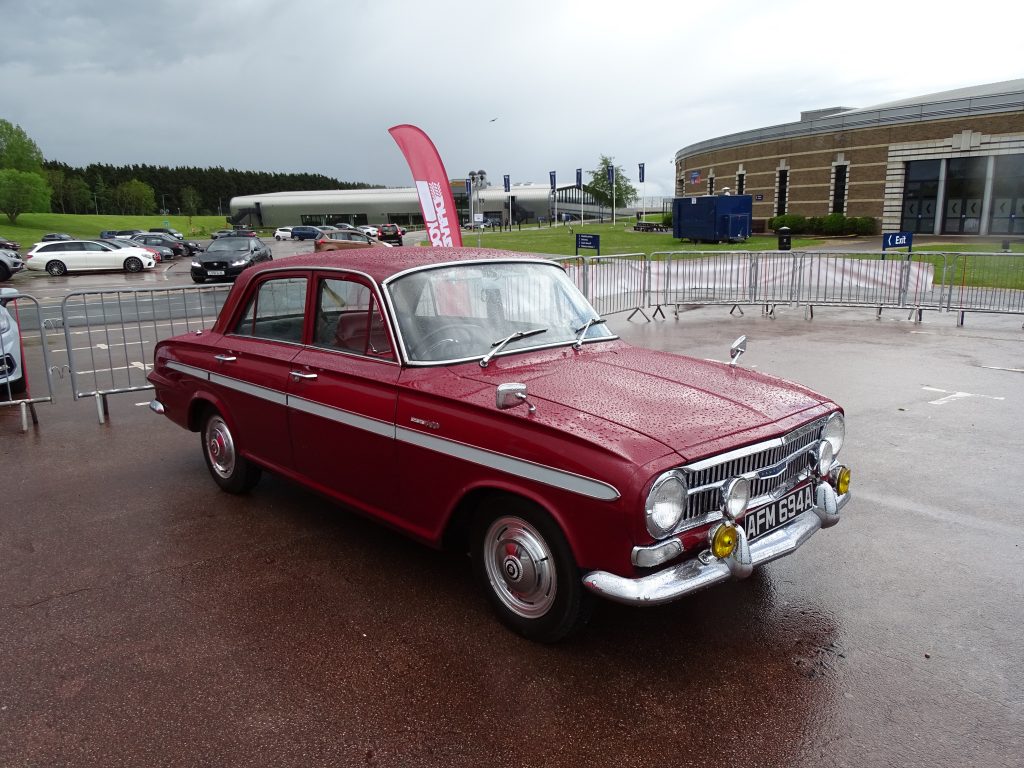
2 0 1022 200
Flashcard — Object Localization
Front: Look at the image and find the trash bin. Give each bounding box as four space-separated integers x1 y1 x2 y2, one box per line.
777 226 791 251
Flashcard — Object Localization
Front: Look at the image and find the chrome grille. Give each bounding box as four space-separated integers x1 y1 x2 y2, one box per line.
682 418 824 525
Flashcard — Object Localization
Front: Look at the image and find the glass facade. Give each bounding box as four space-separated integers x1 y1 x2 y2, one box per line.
990 154 1024 234
942 157 987 234
901 160 940 233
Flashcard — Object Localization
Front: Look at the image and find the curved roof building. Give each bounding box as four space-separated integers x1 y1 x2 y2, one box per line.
674 79 1024 236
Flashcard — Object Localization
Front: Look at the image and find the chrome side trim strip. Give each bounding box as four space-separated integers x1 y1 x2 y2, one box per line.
209 372 288 404
396 427 620 501
287 394 396 439
167 361 210 380
168 363 619 501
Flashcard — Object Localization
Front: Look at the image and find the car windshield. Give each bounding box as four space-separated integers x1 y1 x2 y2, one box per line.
209 239 252 252
387 261 613 364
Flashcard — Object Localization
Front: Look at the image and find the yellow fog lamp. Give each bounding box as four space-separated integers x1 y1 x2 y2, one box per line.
831 465 851 495
710 523 739 559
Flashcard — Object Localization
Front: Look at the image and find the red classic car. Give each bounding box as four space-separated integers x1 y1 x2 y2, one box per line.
148 248 851 642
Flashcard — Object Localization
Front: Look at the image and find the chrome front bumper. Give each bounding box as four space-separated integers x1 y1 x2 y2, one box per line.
583 483 849 606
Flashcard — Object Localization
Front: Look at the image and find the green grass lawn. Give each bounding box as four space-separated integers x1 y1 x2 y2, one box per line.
0 213 250 245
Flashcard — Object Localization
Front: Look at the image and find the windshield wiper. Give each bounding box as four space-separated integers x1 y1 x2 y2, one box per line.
479 327 547 368
573 317 606 349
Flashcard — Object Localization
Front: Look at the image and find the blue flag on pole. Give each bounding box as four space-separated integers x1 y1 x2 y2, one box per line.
638 163 645 183
606 165 614 186
549 171 556 190
503 174 510 193
576 168 582 188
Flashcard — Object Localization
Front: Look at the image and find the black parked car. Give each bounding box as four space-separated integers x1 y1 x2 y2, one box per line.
0 237 20 251
289 225 323 241
132 232 190 259
191 236 272 283
40 232 73 241
377 223 404 246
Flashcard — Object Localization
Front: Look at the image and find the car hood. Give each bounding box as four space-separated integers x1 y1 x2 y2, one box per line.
197 248 251 260
454 343 831 461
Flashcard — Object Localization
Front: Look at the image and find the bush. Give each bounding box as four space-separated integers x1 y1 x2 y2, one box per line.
770 212 878 237
662 212 672 227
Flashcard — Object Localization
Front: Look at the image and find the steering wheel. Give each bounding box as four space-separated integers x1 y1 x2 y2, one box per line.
413 324 487 359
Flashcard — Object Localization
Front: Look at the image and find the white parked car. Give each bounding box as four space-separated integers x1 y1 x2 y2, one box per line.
0 287 25 396
356 225 380 237
25 240 157 276
274 227 293 240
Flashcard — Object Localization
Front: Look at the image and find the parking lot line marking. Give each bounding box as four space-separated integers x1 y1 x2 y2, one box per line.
979 365 1024 373
922 385 1005 405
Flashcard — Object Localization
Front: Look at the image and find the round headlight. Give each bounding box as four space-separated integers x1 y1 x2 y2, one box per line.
822 412 845 456
720 476 751 521
809 440 834 477
646 472 688 538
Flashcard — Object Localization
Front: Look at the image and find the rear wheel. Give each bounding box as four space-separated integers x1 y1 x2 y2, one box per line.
124 257 143 273
471 498 592 642
46 260 67 276
201 410 261 493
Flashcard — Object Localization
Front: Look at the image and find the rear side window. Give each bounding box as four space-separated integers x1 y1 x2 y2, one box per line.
232 277 308 343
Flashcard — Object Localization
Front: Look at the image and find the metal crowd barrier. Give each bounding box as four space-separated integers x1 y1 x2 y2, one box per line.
1 291 57 432
941 252 1024 325
60 284 230 423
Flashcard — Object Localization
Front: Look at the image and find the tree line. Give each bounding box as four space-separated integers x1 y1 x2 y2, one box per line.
0 117 380 223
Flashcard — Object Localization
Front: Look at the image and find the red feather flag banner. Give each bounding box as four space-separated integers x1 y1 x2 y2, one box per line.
388 124 463 248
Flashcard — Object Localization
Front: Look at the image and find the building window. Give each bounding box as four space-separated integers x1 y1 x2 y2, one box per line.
943 157 987 234
831 164 848 214
990 153 1024 234
736 172 746 196
901 160 940 234
775 170 789 216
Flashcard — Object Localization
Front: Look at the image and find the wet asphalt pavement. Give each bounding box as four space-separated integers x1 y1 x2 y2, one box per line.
1 255 1023 767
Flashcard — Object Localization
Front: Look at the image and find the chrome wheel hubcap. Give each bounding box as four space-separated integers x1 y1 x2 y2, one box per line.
206 416 235 478
484 516 556 619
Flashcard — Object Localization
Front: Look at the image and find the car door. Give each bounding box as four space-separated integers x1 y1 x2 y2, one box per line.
286 272 400 517
83 240 118 268
213 272 309 473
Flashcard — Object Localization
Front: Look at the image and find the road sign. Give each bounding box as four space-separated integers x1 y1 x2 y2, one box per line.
576 233 600 255
882 231 913 250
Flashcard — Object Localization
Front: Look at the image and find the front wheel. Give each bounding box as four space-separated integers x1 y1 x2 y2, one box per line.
201 410 261 493
472 499 592 642
124 257 143 273
191 275 205 284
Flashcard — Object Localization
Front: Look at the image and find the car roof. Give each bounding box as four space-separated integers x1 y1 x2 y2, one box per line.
242 247 554 284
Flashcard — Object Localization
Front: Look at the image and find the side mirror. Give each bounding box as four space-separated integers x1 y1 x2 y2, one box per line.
729 335 747 367
496 382 536 413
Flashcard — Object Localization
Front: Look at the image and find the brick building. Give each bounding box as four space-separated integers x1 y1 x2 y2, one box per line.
674 80 1024 236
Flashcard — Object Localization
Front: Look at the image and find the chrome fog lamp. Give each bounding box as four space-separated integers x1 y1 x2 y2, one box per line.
808 440 834 478
720 476 751 521
822 412 845 456
645 471 688 538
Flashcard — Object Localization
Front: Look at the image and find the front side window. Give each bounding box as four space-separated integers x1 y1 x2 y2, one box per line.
314 277 393 360
233 277 308 343
388 261 613 363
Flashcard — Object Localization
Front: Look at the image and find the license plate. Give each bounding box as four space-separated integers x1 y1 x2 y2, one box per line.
743 484 814 540
207 270 225 276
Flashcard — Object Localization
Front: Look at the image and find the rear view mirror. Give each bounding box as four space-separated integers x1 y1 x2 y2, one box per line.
729 335 747 366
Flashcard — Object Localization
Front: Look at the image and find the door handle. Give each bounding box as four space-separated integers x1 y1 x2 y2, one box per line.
214 354 237 362
289 371 317 380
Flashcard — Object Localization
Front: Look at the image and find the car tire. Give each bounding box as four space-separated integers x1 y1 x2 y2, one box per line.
191 275 205 284
45 261 67 276
201 410 261 494
124 257 143 273
471 498 593 643
0 264 10 282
